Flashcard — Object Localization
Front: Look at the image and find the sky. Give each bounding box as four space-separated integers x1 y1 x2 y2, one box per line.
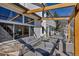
47 3 74 16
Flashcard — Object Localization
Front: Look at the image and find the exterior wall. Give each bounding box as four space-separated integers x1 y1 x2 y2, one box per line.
34 27 42 38
34 20 43 38
34 20 56 38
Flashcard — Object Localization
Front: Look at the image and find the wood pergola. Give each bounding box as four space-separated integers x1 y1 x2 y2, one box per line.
25 3 78 56
0 3 79 55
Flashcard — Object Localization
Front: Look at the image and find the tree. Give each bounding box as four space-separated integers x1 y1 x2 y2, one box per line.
54 12 60 31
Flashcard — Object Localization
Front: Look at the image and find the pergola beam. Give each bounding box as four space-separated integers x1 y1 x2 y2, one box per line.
27 3 77 14
26 17 70 24
0 3 40 19
42 17 69 20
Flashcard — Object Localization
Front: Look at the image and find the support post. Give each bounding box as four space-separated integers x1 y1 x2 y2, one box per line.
22 15 25 37
22 26 24 37
22 14 25 24
29 26 31 37
74 10 79 56
67 23 71 43
13 24 15 40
